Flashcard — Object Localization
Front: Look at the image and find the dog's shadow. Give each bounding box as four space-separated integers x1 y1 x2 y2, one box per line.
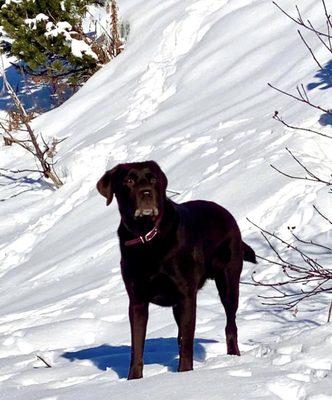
62 337 216 378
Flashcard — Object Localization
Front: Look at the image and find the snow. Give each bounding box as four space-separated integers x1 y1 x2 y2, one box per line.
1 0 35 8
25 13 49 30
70 38 99 61
45 21 98 61
0 0 331 399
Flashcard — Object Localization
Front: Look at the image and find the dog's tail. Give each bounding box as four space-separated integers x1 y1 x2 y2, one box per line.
242 241 257 264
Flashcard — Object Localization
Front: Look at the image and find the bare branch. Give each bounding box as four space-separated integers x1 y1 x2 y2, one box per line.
0 57 63 189
290 228 332 253
247 219 332 309
321 0 332 30
308 20 332 54
270 147 331 186
0 167 44 174
273 1 332 38
272 111 332 139
268 83 332 115
298 29 324 69
36 355 52 368
313 204 332 225
328 300 332 322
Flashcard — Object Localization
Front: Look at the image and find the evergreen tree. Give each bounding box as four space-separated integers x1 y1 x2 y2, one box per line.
0 0 100 82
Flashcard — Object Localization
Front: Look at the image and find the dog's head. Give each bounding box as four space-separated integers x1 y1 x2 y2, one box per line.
97 161 168 226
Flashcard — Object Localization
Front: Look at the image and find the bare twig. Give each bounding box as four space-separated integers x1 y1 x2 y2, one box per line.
0 168 44 174
328 300 332 322
247 218 332 309
273 1 331 38
289 229 332 253
308 20 332 54
313 204 332 225
273 111 332 139
270 147 331 186
0 59 64 189
297 29 323 69
268 83 332 115
36 355 52 368
264 0 332 312
321 0 332 30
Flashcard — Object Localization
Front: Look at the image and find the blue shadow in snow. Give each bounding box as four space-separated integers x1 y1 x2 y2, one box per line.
0 63 72 113
307 60 332 126
307 59 332 91
62 337 217 378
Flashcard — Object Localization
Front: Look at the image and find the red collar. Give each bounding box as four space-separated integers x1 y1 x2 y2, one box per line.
124 225 159 247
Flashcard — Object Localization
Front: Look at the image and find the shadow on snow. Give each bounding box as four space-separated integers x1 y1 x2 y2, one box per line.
307 59 332 126
0 63 71 113
62 337 217 378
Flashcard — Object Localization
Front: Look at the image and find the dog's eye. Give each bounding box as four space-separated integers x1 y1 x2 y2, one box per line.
126 178 135 185
150 177 157 184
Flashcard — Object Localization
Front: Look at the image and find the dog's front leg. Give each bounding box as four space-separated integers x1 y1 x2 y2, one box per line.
173 295 197 372
128 301 149 380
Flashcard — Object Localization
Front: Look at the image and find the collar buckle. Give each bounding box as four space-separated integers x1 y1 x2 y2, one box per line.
124 226 159 247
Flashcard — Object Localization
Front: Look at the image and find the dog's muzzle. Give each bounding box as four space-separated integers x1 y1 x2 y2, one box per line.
134 189 158 218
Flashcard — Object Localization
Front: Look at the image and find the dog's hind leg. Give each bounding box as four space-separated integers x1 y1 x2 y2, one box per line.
213 240 242 356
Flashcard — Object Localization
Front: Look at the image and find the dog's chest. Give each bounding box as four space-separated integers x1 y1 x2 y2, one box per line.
122 245 200 307
146 272 181 306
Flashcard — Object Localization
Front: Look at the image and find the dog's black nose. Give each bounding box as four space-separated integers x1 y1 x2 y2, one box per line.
140 189 152 197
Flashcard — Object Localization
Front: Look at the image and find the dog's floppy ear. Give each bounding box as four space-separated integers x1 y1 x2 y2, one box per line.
97 166 119 206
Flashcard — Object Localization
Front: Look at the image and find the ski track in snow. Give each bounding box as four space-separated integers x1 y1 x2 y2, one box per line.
0 0 331 399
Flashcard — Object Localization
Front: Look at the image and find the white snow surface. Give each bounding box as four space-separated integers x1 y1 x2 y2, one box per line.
0 0 331 399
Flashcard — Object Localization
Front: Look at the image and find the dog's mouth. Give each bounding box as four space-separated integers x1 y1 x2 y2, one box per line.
134 207 159 218
134 189 159 218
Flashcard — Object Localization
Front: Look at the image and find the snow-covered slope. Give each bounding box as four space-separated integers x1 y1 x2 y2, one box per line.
0 0 331 399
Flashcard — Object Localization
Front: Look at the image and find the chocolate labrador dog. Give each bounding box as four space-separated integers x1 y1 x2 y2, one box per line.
97 161 256 379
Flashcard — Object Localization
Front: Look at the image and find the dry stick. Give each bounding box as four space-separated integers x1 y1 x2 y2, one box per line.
253 265 331 306
286 147 331 184
313 204 332 225
253 260 331 309
111 0 122 57
259 231 309 274
321 0 332 30
36 355 52 368
308 20 332 54
268 83 332 115
0 64 63 188
270 164 328 185
327 21 332 49
0 126 36 156
328 300 332 322
86 8 113 44
247 220 332 302
270 148 331 186
273 112 332 139
273 1 331 38
0 167 44 174
257 278 330 299
298 29 323 69
296 84 308 103
248 218 330 272
260 282 330 309
290 230 332 253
